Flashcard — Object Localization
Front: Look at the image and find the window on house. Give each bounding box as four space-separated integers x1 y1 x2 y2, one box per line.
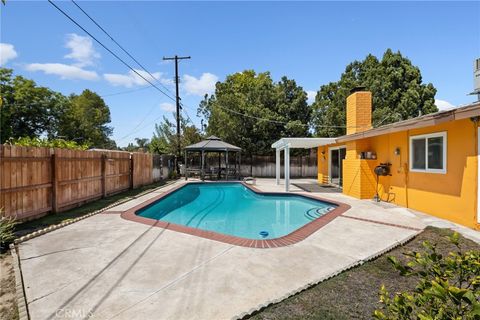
409 132 447 173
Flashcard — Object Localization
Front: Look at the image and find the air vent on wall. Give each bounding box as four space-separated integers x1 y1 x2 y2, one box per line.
470 58 480 101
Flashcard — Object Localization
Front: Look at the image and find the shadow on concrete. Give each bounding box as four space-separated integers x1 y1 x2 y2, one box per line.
293 183 342 193
45 221 164 320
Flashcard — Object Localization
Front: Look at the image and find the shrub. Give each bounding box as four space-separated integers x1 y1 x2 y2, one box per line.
7 137 89 150
374 232 480 320
0 209 17 252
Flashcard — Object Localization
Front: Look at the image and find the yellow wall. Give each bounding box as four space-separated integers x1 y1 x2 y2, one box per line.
318 118 479 230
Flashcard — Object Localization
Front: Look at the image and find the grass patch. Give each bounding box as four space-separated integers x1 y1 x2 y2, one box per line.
246 227 480 320
15 180 173 237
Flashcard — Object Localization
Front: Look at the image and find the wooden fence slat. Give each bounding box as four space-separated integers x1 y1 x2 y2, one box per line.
12 145 19 216
51 154 58 213
101 154 107 198
2 146 11 217
21 147 28 216
0 183 52 193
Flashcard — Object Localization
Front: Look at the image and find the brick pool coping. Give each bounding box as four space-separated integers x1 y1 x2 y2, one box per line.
121 181 351 248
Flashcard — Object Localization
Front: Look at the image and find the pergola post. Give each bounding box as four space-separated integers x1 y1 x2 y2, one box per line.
201 150 205 181
184 150 188 180
225 150 229 180
218 152 221 180
275 148 281 185
234 153 237 178
238 152 241 179
284 145 290 192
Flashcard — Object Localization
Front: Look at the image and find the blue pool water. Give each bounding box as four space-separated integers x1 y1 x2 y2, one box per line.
137 183 336 240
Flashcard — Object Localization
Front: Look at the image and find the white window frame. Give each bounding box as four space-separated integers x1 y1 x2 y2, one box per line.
409 131 447 174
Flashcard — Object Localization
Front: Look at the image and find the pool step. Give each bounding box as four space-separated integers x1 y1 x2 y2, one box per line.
304 207 334 220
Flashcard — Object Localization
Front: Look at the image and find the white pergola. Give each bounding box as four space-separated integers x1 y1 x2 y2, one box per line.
271 138 336 191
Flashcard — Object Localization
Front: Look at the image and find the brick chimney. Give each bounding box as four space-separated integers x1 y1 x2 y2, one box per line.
346 87 372 135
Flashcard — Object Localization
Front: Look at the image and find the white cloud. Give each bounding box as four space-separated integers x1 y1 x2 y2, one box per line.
160 102 175 112
104 69 170 88
435 99 456 111
183 73 218 96
306 90 316 104
0 43 18 65
25 63 99 80
23 34 99 81
64 33 100 67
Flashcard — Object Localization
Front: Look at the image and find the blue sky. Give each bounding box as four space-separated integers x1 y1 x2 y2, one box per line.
1 1 479 147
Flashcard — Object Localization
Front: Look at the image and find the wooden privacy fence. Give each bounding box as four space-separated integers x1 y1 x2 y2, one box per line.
239 154 318 178
132 153 152 188
0 145 168 220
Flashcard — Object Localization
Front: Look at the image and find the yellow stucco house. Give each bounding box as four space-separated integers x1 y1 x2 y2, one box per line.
319 89 480 230
274 88 480 230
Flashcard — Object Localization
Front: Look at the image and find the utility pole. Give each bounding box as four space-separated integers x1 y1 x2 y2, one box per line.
162 55 191 175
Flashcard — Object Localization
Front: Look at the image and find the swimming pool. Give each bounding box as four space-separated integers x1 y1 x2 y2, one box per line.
125 182 348 246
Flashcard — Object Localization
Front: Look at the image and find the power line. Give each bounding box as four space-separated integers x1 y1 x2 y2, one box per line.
48 0 175 102
180 104 194 124
207 103 366 129
211 103 313 127
118 101 160 140
117 114 164 143
100 85 154 98
70 0 175 98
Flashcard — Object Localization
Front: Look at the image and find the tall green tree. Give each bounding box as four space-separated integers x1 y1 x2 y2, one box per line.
135 138 150 150
149 114 202 155
198 71 310 155
0 68 63 142
54 89 115 148
123 138 150 152
311 49 438 137
1 68 116 148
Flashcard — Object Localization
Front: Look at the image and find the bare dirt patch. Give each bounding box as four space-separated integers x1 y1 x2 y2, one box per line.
0 252 18 320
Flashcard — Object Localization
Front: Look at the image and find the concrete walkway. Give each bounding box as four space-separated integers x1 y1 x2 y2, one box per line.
18 179 479 320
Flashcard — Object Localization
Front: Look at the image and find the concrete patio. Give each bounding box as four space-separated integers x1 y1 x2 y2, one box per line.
18 179 480 320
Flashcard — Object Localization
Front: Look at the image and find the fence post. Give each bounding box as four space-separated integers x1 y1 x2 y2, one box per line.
101 154 107 198
51 153 58 213
250 155 254 177
130 153 134 189
160 155 164 180
300 155 303 178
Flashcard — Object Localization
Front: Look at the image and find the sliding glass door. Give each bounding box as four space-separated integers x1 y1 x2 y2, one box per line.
329 147 346 187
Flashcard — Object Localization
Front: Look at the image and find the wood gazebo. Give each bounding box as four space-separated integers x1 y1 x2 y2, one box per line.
184 136 241 180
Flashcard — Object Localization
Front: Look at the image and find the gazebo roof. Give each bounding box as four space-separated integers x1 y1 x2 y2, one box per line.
184 136 241 152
